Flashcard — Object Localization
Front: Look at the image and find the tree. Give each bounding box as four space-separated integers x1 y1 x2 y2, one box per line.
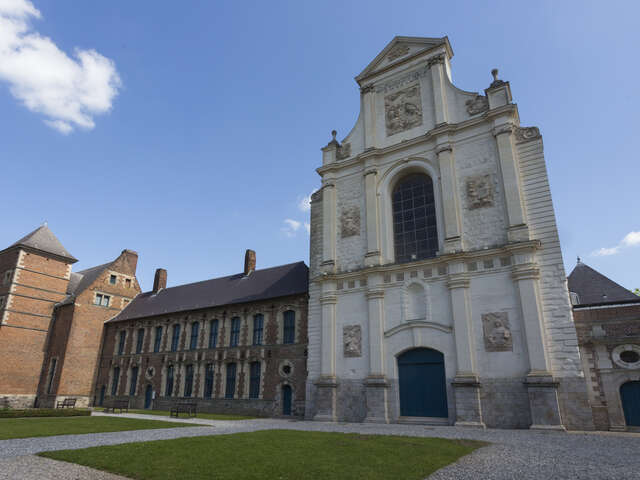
633 288 640 296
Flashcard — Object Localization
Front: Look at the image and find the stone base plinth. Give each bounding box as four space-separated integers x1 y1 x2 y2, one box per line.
363 376 390 423
452 375 485 428
312 376 337 422
525 373 565 431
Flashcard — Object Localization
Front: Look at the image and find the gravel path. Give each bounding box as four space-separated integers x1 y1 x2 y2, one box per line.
2 413 640 479
0 455 128 480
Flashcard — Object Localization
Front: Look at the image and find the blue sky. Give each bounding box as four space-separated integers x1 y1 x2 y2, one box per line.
1 0 638 291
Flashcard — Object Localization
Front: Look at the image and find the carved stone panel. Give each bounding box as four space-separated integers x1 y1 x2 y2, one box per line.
343 325 362 357
466 174 493 210
514 126 541 143
465 95 489 115
384 85 423 136
341 206 360 238
482 312 512 352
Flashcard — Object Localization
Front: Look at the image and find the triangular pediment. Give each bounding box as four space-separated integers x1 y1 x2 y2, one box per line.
356 36 452 84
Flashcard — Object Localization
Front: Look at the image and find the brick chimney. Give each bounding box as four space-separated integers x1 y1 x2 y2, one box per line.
244 249 256 276
120 249 138 274
152 268 167 293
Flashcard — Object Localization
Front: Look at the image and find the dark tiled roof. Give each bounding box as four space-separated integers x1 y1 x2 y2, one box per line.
568 261 640 306
110 261 308 322
8 225 77 262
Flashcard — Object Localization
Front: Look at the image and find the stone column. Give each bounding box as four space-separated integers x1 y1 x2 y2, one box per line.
493 123 529 242
364 285 389 423
512 260 564 430
364 168 382 267
448 266 484 428
321 182 337 274
428 54 449 126
436 142 462 253
313 291 338 422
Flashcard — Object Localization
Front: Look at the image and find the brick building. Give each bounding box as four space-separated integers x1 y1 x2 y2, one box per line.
94 251 309 418
569 260 640 431
0 225 140 408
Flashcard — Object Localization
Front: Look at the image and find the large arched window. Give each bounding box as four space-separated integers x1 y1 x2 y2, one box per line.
392 173 438 263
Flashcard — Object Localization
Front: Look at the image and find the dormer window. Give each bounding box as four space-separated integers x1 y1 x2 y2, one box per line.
109 274 117 285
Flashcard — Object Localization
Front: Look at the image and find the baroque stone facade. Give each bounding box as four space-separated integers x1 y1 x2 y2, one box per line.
306 35 593 430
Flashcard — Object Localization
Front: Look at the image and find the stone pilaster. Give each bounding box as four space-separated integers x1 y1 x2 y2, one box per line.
364 168 381 267
321 182 337 274
313 292 338 422
436 142 462 253
512 260 564 430
447 266 484 428
428 54 449 126
364 286 389 423
493 123 529 242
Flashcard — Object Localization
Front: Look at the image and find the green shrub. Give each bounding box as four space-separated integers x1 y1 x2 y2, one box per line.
0 408 91 418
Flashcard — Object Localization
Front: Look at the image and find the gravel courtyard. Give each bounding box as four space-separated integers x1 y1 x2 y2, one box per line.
1 413 639 479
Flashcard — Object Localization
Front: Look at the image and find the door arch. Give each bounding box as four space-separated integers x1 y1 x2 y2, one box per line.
620 381 640 427
398 348 448 418
144 384 153 409
282 385 292 416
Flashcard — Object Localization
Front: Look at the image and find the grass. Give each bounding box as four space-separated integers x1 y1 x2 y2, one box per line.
0 416 199 440
0 408 91 418
94 407 255 421
40 430 485 480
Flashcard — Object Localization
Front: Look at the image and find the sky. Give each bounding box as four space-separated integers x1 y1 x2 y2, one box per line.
1 0 638 291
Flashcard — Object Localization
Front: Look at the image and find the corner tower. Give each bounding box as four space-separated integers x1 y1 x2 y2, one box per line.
306 36 592 430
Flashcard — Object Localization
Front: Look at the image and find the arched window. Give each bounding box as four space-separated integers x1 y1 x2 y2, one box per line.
204 363 214 398
184 364 194 397
283 311 295 344
249 361 261 399
209 319 219 348
166 365 174 396
230 317 240 347
225 363 237 399
129 366 138 396
170 324 181 352
136 328 145 354
392 173 438 263
253 314 264 346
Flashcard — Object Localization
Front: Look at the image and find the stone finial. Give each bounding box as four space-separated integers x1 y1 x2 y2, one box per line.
327 129 340 147
489 68 506 89
577 256 581 264
491 68 499 82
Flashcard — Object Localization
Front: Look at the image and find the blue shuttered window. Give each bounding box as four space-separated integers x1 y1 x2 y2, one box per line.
225 363 236 399
129 366 138 396
204 363 214 398
209 319 219 348
253 314 263 346
136 328 144 354
184 364 194 397
249 361 261 399
283 310 295 344
171 324 181 352
154 326 162 353
117 331 126 355
190 322 199 350
111 366 120 395
230 317 240 347
166 365 174 396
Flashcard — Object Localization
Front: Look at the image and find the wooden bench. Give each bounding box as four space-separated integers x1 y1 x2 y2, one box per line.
56 398 76 409
103 398 129 413
170 401 197 418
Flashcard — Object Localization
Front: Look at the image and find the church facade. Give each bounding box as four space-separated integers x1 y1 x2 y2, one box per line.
305 36 593 429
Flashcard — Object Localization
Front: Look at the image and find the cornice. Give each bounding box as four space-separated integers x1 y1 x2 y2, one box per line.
366 289 385 300
319 294 338 305
511 263 540 281
447 273 470 290
316 104 518 176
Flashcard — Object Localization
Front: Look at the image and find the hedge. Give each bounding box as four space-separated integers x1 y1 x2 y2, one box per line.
0 408 91 418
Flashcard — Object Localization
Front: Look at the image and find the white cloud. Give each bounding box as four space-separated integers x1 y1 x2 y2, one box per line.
298 192 313 212
282 218 302 237
591 230 640 257
622 231 640 247
0 0 121 133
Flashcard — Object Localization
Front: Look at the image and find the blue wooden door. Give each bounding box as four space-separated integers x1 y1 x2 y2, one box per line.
282 385 292 415
621 381 640 427
398 348 448 418
144 384 153 409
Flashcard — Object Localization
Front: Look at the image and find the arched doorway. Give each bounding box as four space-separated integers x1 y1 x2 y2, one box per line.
620 381 640 427
398 348 448 418
144 384 153 409
282 385 292 416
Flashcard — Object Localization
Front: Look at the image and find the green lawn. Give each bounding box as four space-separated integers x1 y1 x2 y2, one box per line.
95 407 255 421
40 430 485 480
0 416 198 440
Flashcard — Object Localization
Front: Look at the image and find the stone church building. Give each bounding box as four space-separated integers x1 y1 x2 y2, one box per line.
305 36 593 430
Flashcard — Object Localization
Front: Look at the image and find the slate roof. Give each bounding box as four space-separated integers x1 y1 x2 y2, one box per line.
59 261 115 305
7 225 77 262
567 261 640 306
110 261 308 323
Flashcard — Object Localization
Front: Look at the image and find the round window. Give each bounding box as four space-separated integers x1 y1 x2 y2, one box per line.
283 365 291 375
620 350 640 364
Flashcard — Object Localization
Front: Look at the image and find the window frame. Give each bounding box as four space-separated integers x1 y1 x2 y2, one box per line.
166 365 174 396
129 366 138 396
204 363 214 398
229 317 240 347
225 363 237 399
153 326 163 353
283 310 295 344
184 364 194 397
136 328 145 354
209 319 219 348
249 361 261 399
170 324 181 352
252 314 264 346
109 274 117 285
117 330 126 355
189 322 200 350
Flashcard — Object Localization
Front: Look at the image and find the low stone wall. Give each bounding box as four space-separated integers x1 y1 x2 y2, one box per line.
0 394 36 409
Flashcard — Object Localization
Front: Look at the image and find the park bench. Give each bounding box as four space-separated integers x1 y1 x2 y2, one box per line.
56 398 76 409
170 401 197 418
103 398 129 413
